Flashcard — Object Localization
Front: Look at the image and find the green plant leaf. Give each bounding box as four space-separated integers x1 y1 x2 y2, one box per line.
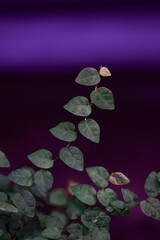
34 170 54 197
12 190 36 218
109 172 130 185
97 188 118 207
8 213 22 230
90 87 114 110
109 200 130 216
51 210 68 228
0 174 10 189
59 146 84 171
81 207 110 231
0 229 11 240
0 201 18 213
45 216 63 230
145 171 160 197
140 197 160 220
49 189 68 207
67 223 83 237
8 168 32 187
0 192 8 203
158 172 160 182
50 121 77 142
41 227 61 239
78 119 100 143
33 237 48 240
66 196 85 220
64 96 91 117
121 188 138 208
28 149 53 169
71 184 96 205
92 227 110 240
86 166 109 188
0 150 10 168
75 67 101 86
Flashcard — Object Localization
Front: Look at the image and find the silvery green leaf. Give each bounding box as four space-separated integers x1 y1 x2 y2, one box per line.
75 67 101 86
0 150 10 168
78 119 100 143
50 121 77 142
71 184 96 205
28 149 53 169
90 87 114 110
64 96 91 117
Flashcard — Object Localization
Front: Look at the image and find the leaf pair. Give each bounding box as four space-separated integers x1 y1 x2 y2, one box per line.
50 120 100 143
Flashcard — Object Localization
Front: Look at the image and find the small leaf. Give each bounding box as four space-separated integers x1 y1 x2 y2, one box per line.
49 189 68 207
109 172 130 185
41 227 61 239
0 201 18 213
28 149 53 169
92 227 110 240
90 87 114 110
59 146 84 171
8 168 32 187
12 190 36 217
50 122 77 142
75 67 101 86
34 170 54 197
67 223 83 237
99 66 111 77
140 197 160 220
0 150 10 168
0 174 10 189
86 166 109 188
64 96 91 117
45 216 63 230
0 229 11 240
78 119 100 143
109 200 130 216
158 172 160 182
97 188 118 207
71 184 96 205
66 196 85 220
0 192 8 203
145 171 160 197
121 188 138 208
51 210 68 228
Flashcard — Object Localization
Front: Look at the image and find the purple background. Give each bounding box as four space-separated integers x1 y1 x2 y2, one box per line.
0 1 160 239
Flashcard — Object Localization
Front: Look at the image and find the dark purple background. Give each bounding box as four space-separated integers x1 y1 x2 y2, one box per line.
0 1 160 239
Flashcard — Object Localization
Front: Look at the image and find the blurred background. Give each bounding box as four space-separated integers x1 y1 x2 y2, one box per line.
0 0 160 239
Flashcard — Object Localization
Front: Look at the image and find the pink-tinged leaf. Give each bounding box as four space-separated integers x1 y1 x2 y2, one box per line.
109 172 130 185
99 66 111 77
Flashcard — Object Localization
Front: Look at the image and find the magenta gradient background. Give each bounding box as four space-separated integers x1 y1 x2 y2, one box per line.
0 1 160 239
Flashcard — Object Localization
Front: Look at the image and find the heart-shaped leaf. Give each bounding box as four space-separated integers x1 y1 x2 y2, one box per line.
140 197 160 220
90 87 114 110
78 119 100 143
64 96 91 117
49 189 68 207
59 146 84 171
92 227 110 240
145 171 160 197
12 190 36 218
99 66 111 77
0 192 8 203
121 188 138 208
71 184 96 205
8 168 32 187
41 227 61 239
50 121 77 142
28 149 53 169
109 172 130 185
97 188 118 207
0 201 18 213
0 150 10 168
66 196 85 220
86 166 109 188
75 67 101 86
34 170 54 197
